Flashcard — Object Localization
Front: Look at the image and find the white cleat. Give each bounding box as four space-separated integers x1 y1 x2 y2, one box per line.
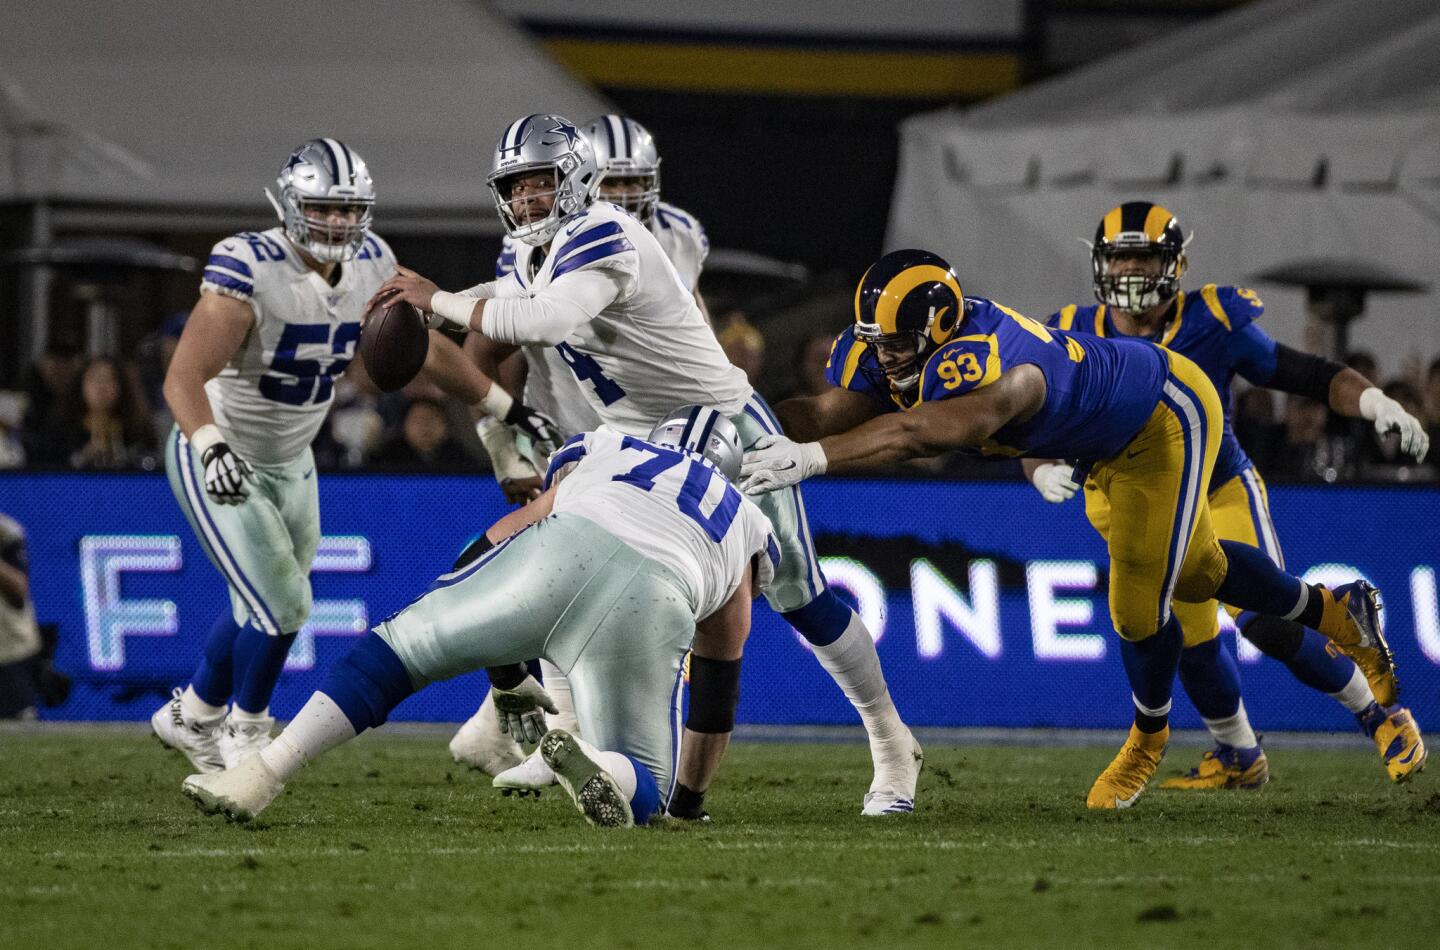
493 748 558 797
539 730 633 829
182 755 285 823
219 714 275 770
861 729 924 817
449 690 525 776
151 688 225 774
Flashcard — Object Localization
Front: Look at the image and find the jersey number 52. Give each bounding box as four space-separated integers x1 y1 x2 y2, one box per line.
260 322 362 406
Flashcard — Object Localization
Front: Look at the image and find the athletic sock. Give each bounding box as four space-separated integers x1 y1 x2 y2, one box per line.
1120 615 1183 734
230 706 271 724
1177 637 1243 720
179 685 227 723
539 657 580 734
786 594 904 746
1203 702 1259 749
1214 540 1315 621
231 623 298 715
1287 629 1361 694
189 613 242 707
1330 666 1378 715
259 692 355 782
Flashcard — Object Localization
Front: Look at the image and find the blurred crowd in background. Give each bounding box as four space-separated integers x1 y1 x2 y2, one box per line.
2 304 1438 484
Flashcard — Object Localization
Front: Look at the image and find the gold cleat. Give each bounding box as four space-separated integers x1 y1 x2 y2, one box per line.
1087 724 1168 810
1371 706 1427 783
1158 745 1269 791
1317 582 1398 707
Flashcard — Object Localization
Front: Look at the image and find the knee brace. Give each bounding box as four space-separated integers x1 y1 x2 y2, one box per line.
686 655 742 734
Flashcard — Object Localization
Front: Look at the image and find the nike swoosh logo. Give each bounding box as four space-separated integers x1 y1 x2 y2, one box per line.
222 243 237 251
302 468 314 479
1125 447 1149 460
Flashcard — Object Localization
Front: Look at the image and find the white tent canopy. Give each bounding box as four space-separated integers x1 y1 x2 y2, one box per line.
889 0 1440 371
0 0 609 229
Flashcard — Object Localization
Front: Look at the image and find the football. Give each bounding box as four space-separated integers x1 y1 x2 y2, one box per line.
360 297 429 392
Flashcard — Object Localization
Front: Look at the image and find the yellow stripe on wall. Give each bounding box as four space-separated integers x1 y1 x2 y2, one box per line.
542 39 1022 97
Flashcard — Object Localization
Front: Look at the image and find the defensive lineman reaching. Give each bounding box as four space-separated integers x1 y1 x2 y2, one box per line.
374 114 923 816
182 406 776 828
452 114 715 782
152 139 546 774
1033 201 1426 786
742 248 1394 809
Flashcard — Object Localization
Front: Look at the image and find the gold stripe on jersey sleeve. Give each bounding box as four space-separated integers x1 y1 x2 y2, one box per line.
1057 305 1078 331
840 338 868 388
1199 284 1232 331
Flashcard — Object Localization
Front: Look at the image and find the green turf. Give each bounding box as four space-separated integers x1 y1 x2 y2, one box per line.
2 729 1437 950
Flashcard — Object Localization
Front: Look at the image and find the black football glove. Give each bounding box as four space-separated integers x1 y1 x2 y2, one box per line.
201 442 255 505
504 403 561 458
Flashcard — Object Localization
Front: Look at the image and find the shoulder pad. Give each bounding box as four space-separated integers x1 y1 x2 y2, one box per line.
353 232 390 263
202 233 275 298
1049 303 1088 332
550 216 638 281
920 334 1000 402
1198 284 1264 333
824 327 877 393
543 433 591 489
654 203 698 231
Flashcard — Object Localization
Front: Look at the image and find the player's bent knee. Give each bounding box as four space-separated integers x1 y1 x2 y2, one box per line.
687 655 742 734
269 581 313 633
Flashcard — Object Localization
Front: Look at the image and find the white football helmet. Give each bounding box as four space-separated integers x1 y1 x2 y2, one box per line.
487 114 599 247
647 405 744 483
584 115 661 223
264 138 375 263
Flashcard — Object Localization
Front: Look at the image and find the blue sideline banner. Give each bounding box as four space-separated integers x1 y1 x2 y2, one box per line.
3 473 1437 731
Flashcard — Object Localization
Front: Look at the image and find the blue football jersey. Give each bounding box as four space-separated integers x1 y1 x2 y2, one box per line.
825 297 1170 462
1050 284 1274 489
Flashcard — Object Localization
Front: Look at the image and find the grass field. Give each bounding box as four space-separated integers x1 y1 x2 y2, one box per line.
2 726 1437 950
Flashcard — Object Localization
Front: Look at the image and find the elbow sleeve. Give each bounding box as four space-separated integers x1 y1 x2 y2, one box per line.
1269 344 1344 404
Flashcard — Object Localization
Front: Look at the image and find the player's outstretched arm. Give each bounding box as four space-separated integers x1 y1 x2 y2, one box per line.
671 560 755 820
773 387 880 443
1233 328 1429 461
741 366 1045 494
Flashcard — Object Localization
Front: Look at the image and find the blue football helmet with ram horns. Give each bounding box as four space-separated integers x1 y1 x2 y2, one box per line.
1089 200 1191 314
853 249 966 394
487 114 600 247
647 405 744 483
263 138 375 263
584 114 662 223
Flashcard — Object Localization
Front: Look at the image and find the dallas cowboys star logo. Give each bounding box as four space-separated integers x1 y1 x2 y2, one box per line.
543 120 581 148
285 152 306 173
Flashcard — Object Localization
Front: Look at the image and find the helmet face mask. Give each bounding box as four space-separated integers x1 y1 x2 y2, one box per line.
852 250 965 399
488 114 598 246
265 138 375 263
585 115 661 222
1090 201 1188 315
647 405 744 483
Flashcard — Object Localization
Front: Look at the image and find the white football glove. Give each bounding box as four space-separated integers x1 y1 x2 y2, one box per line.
475 417 545 484
191 425 254 506
738 435 827 495
1030 461 1080 504
1359 387 1429 461
492 675 558 746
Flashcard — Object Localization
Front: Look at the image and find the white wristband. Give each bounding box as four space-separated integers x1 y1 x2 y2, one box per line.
429 291 478 330
190 423 224 456
1357 386 1387 421
803 441 829 476
479 383 515 421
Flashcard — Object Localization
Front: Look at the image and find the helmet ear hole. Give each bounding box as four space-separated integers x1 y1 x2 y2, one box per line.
937 306 959 337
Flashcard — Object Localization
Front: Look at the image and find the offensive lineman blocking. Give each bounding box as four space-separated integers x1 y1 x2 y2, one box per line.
182 407 776 828
376 113 924 816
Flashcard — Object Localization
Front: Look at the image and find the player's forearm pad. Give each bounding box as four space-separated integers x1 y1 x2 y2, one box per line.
1270 344 1344 405
686 655 742 734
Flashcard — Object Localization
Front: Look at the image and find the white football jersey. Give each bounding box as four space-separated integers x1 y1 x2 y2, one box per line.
493 201 710 438
198 228 393 464
486 202 749 436
546 428 777 620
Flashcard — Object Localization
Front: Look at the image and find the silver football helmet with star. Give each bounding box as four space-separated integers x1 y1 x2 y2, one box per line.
487 114 599 246
584 115 661 223
647 405 744 483
264 138 375 263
